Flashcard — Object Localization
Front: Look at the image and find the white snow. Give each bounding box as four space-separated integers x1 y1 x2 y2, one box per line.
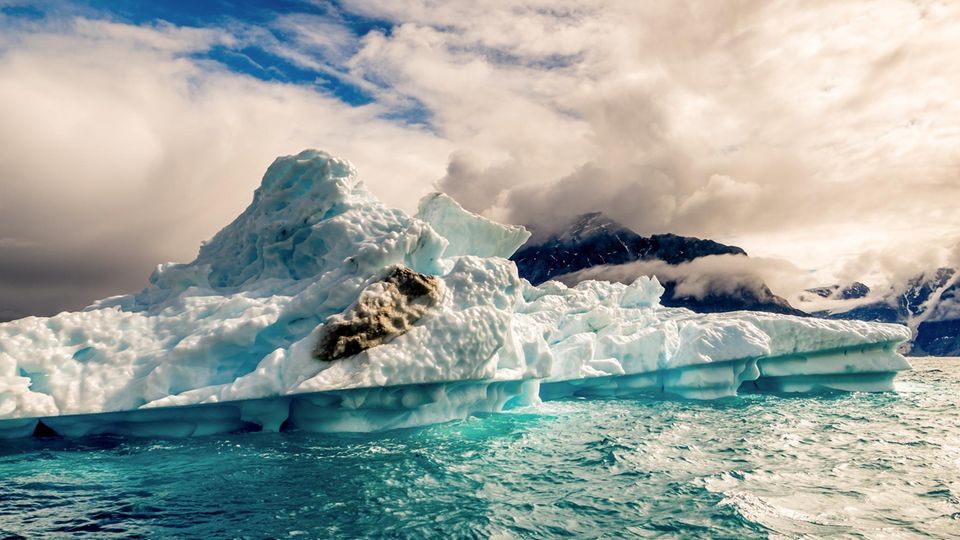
0 150 913 438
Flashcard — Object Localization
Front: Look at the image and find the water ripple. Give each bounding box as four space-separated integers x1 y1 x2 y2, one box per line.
0 358 958 538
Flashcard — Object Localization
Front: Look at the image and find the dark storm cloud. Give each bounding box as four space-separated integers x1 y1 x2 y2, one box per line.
0 244 152 318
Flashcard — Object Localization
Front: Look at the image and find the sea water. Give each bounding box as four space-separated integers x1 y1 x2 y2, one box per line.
1 358 957 539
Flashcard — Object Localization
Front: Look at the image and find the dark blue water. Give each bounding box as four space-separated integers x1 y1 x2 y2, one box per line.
1 358 958 539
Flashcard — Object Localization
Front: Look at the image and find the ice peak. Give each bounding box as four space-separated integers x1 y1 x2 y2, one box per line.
223 149 367 239
120 149 426 306
254 150 373 213
416 192 531 259
191 150 377 288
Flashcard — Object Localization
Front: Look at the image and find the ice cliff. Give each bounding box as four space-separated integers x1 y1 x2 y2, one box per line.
0 151 912 438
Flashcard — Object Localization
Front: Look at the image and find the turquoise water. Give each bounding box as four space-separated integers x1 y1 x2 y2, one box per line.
1 358 958 539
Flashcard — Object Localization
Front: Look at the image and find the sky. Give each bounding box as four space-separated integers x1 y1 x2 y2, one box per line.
1 0 959 320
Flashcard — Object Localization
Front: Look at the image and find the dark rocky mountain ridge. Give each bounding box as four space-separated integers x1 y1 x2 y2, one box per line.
812 267 959 356
510 212 805 316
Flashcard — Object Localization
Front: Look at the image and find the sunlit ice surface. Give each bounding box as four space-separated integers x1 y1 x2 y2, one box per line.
0 151 912 439
0 357 956 539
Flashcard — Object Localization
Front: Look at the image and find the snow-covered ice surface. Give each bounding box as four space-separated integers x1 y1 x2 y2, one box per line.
0 151 912 438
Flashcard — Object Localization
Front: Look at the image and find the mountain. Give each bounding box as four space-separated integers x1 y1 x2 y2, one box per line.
805 282 871 300
659 280 804 315
510 212 806 316
511 212 745 285
813 267 960 356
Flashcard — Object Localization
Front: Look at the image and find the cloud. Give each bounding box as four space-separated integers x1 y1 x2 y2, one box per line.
3 1 960 318
0 237 39 248
558 254 812 303
831 234 960 291
344 0 960 269
792 235 960 315
0 309 24 323
0 16 451 317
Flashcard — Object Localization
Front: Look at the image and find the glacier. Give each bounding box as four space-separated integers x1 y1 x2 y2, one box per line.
0 150 912 438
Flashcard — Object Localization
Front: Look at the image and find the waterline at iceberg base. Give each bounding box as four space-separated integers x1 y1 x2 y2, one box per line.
0 151 911 439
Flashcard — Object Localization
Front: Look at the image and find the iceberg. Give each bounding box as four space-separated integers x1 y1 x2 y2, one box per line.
0 151 912 438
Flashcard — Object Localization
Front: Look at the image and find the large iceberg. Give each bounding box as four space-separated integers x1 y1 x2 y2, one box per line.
0 151 911 438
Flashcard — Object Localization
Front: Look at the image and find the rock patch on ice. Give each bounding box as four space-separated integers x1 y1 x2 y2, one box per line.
313 265 442 361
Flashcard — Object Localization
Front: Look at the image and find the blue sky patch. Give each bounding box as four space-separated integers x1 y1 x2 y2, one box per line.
1 0 402 115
